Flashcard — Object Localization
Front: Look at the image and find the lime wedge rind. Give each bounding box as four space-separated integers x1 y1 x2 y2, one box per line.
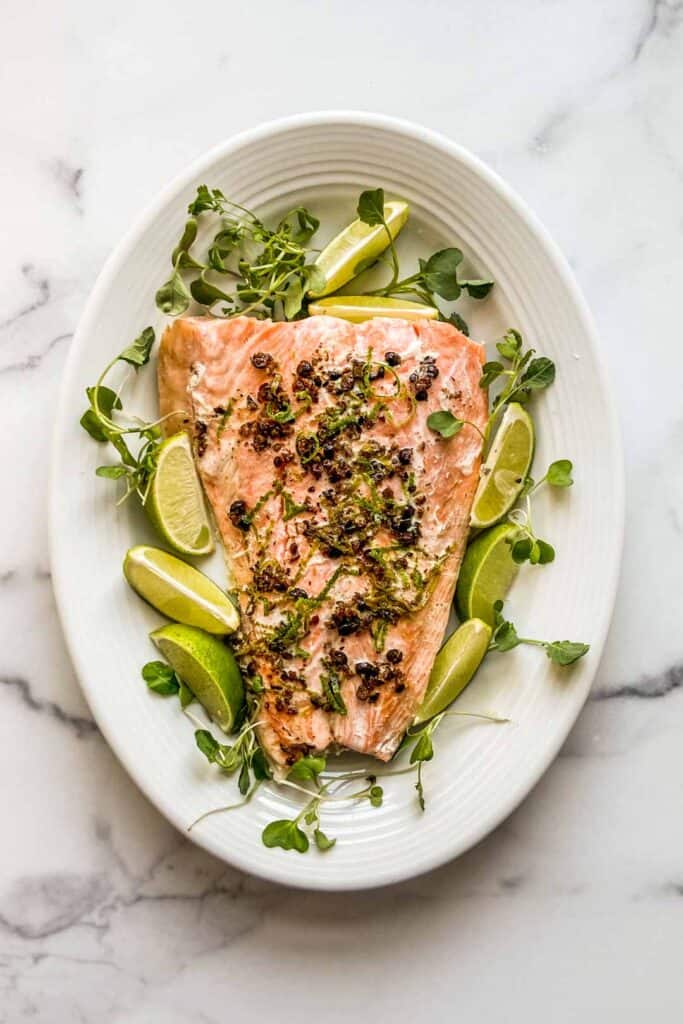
146 432 214 557
414 618 492 724
471 403 535 529
455 522 520 626
124 545 239 635
151 623 244 734
310 200 409 298
309 295 439 324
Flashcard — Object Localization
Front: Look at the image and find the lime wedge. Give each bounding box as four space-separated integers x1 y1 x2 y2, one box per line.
471 404 534 529
145 432 213 557
414 618 492 724
150 623 244 733
309 295 439 323
124 545 239 635
455 523 519 625
309 200 409 298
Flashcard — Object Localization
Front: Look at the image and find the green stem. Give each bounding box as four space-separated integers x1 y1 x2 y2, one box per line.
187 784 260 831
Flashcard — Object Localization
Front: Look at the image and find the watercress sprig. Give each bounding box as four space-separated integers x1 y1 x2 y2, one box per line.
351 188 494 330
80 327 165 504
141 660 194 706
194 723 271 797
426 409 485 441
489 602 589 664
503 456 575 567
154 186 324 322
481 329 555 441
407 712 444 811
262 757 383 854
401 708 509 810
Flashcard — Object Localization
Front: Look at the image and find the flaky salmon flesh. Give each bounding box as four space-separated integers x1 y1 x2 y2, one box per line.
158 315 487 767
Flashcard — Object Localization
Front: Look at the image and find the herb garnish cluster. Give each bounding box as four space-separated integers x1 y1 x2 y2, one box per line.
79 183 590 855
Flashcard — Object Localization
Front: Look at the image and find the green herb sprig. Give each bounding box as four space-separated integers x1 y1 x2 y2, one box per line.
480 330 555 442
355 190 493 311
264 759 383 854
154 186 324 322
80 327 164 504
194 723 271 798
489 602 589 664
426 409 485 441
142 660 194 706
503 457 575 567
356 188 494 331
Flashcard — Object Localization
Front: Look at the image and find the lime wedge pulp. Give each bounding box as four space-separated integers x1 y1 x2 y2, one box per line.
455 522 520 626
124 545 239 635
414 618 492 724
471 403 535 529
309 200 409 298
309 295 439 324
151 623 244 733
145 432 214 557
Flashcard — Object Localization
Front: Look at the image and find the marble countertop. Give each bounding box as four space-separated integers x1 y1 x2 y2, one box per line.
3 1 683 1020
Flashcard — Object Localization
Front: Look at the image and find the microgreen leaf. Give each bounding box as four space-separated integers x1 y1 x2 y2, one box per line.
119 326 155 368
238 760 250 795
314 828 336 851
480 361 505 389
496 329 523 360
494 619 520 652
86 385 121 416
545 641 590 666
80 386 122 441
142 661 180 696
510 537 533 564
171 219 199 266
187 185 227 216
190 275 232 308
175 250 205 271
283 275 304 320
420 248 463 301
95 465 129 479
369 784 384 807
288 755 327 782
446 311 470 336
194 729 240 772
519 356 555 392
305 264 327 296
262 819 310 853
410 730 434 764
460 278 494 299
490 604 590 666
357 188 386 226
426 410 464 439
546 459 574 488
156 270 191 315
251 747 272 781
195 729 219 761
279 206 320 245
532 539 555 564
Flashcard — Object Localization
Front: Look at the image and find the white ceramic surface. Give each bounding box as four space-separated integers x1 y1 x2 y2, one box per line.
49 112 622 891
8 3 683 1019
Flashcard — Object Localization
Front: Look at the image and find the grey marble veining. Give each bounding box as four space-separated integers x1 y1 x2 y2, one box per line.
2 0 683 1021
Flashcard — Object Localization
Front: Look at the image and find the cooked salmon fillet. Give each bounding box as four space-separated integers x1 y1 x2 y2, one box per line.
158 315 487 766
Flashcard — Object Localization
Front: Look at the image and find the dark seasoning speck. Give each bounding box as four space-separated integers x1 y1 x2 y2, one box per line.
222 337 455 752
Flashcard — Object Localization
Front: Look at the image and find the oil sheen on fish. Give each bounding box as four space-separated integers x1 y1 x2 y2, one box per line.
158 315 488 766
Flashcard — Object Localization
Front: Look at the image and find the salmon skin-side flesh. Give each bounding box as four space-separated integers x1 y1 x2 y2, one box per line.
158 315 487 766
